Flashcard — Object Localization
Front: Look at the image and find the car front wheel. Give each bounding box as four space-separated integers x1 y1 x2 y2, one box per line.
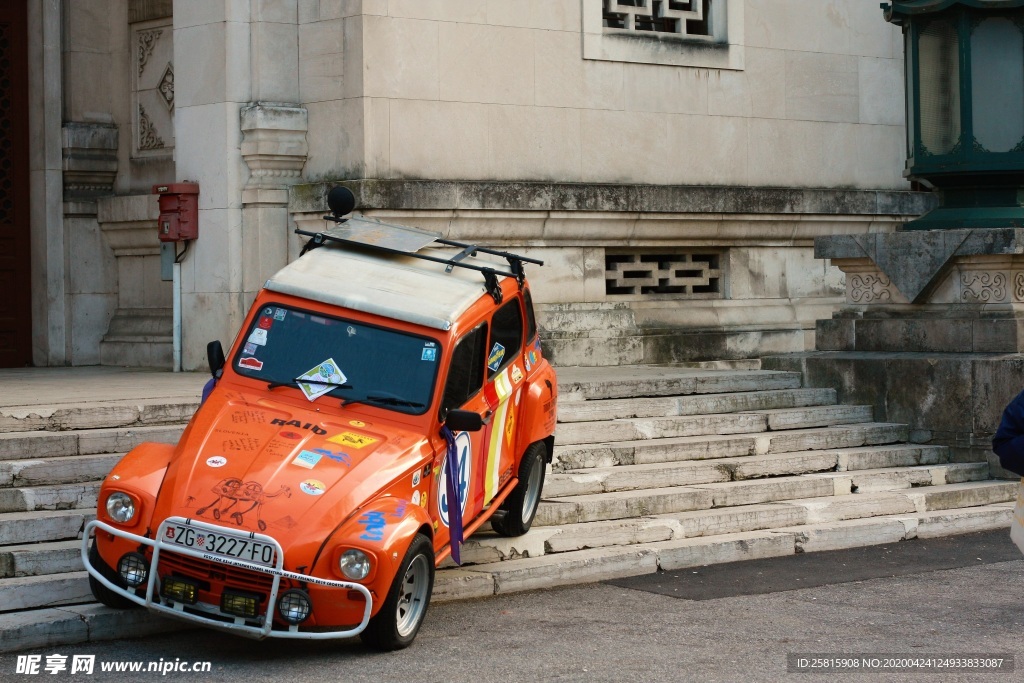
360 533 434 651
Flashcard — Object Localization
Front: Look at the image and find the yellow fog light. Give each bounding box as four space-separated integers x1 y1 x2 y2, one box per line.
221 590 260 619
160 577 199 605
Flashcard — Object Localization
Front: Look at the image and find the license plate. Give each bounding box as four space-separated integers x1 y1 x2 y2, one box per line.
164 524 277 567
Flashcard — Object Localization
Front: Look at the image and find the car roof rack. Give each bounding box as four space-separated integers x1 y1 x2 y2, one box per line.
295 190 543 304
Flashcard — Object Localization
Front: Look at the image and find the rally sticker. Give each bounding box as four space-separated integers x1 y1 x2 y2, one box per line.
279 431 303 440
422 347 437 362
258 316 274 330
412 490 421 506
438 431 472 528
273 308 287 321
328 431 379 449
243 342 257 355
300 479 326 496
487 343 506 371
296 358 346 402
349 420 366 428
248 329 268 346
291 450 322 469
412 470 421 487
238 356 264 371
263 307 274 316
511 364 524 384
206 456 227 468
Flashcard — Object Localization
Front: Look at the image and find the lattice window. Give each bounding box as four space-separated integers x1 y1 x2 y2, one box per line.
603 0 712 37
606 251 723 297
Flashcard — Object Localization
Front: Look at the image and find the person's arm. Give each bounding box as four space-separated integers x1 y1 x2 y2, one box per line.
993 390 1024 476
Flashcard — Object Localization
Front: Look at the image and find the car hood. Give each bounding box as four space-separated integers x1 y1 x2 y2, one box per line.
152 389 431 539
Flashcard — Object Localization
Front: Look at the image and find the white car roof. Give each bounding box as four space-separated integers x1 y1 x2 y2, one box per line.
265 222 507 331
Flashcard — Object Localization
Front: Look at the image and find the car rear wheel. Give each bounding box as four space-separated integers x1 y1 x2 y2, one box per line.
88 541 138 610
360 533 434 651
491 442 546 537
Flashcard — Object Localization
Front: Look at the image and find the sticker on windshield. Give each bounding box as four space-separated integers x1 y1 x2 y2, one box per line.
258 316 273 330
243 342 257 356
487 342 506 371
421 347 437 362
273 308 287 321
238 356 264 371
248 328 268 346
296 357 347 402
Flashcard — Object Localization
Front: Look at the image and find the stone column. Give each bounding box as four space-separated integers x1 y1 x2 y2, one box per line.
62 122 120 365
240 103 308 298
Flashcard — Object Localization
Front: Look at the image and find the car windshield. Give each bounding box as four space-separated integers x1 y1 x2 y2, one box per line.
232 304 440 415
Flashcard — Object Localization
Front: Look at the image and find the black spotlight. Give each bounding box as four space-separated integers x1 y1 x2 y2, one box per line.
327 186 356 219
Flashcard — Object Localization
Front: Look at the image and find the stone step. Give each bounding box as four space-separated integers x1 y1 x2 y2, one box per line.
810 462 991 492
556 388 837 423
0 540 83 578
553 422 910 471
434 506 1014 601
556 404 875 446
0 509 92 545
557 368 802 401
0 398 198 434
0 481 101 513
0 424 184 461
0 571 92 613
0 604 185 654
0 453 122 487
902 481 1018 512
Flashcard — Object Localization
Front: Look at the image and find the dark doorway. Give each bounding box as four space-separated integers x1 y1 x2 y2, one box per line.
0 1 32 367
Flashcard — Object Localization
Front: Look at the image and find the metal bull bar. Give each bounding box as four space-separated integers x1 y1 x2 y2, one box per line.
82 517 373 640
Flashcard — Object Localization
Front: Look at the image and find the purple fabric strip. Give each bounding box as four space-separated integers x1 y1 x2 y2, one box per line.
441 426 463 565
200 377 216 405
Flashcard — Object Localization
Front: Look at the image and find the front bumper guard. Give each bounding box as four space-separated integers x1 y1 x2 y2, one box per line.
82 517 373 640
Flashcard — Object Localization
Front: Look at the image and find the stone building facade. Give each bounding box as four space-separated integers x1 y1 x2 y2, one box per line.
10 0 929 371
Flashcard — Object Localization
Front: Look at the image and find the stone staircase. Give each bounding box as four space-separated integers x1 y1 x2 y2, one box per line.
1 365 1016 651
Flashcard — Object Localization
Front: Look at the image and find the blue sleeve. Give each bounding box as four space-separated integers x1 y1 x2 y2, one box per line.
992 388 1024 476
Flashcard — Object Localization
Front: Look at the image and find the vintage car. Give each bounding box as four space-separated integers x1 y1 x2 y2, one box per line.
82 187 558 650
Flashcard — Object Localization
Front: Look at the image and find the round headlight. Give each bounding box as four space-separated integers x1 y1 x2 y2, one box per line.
105 492 136 523
118 552 149 587
277 589 312 624
338 549 371 580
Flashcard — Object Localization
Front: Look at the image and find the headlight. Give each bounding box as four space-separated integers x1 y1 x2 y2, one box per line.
338 549 371 580
105 492 136 523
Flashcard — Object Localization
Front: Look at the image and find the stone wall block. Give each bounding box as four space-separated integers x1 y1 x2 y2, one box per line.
240 103 309 189
62 123 119 200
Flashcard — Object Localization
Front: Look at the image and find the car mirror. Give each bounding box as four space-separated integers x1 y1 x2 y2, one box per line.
445 409 483 432
207 340 225 378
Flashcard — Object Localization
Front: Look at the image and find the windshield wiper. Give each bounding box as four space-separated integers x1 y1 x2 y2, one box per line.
267 378 353 391
342 393 425 409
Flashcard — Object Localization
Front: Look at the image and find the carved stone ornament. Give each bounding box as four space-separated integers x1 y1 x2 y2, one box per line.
849 273 893 304
137 29 162 76
138 104 165 150
158 63 174 109
1015 272 1024 301
961 272 1007 303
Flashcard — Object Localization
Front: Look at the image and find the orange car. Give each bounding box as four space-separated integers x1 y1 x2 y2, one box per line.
82 188 558 650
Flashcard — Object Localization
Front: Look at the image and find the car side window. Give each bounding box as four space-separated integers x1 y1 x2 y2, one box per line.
487 299 523 379
439 323 488 418
523 288 538 342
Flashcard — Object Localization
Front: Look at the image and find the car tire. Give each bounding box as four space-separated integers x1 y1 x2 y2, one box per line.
87 541 139 610
360 533 434 651
491 442 546 538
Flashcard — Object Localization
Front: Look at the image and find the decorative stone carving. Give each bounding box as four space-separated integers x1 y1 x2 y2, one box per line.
849 273 893 304
137 28 162 75
961 272 1007 303
1015 272 1024 301
62 122 119 200
138 105 165 151
240 104 309 191
158 63 174 109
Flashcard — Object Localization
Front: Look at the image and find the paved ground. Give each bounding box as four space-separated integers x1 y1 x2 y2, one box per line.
2 530 1021 683
0 367 208 407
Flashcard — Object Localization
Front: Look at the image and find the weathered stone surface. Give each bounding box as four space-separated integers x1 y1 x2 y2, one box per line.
431 569 497 602
786 492 918 524
556 413 768 446
690 477 842 508
0 454 120 486
0 541 84 578
0 572 92 612
557 367 801 401
58 604 187 643
650 530 796 570
762 423 908 454
0 482 100 513
666 503 808 538
455 528 560 566
77 425 184 455
775 517 910 553
0 608 89 654
549 461 730 498
0 432 79 461
913 506 1013 538
542 518 678 554
833 444 949 471
755 404 873 430
0 510 90 545
725 452 839 480
0 399 198 434
479 546 660 595
539 487 714 525
905 481 1017 512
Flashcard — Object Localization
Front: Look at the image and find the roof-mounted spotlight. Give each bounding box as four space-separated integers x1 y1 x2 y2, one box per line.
325 186 356 224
